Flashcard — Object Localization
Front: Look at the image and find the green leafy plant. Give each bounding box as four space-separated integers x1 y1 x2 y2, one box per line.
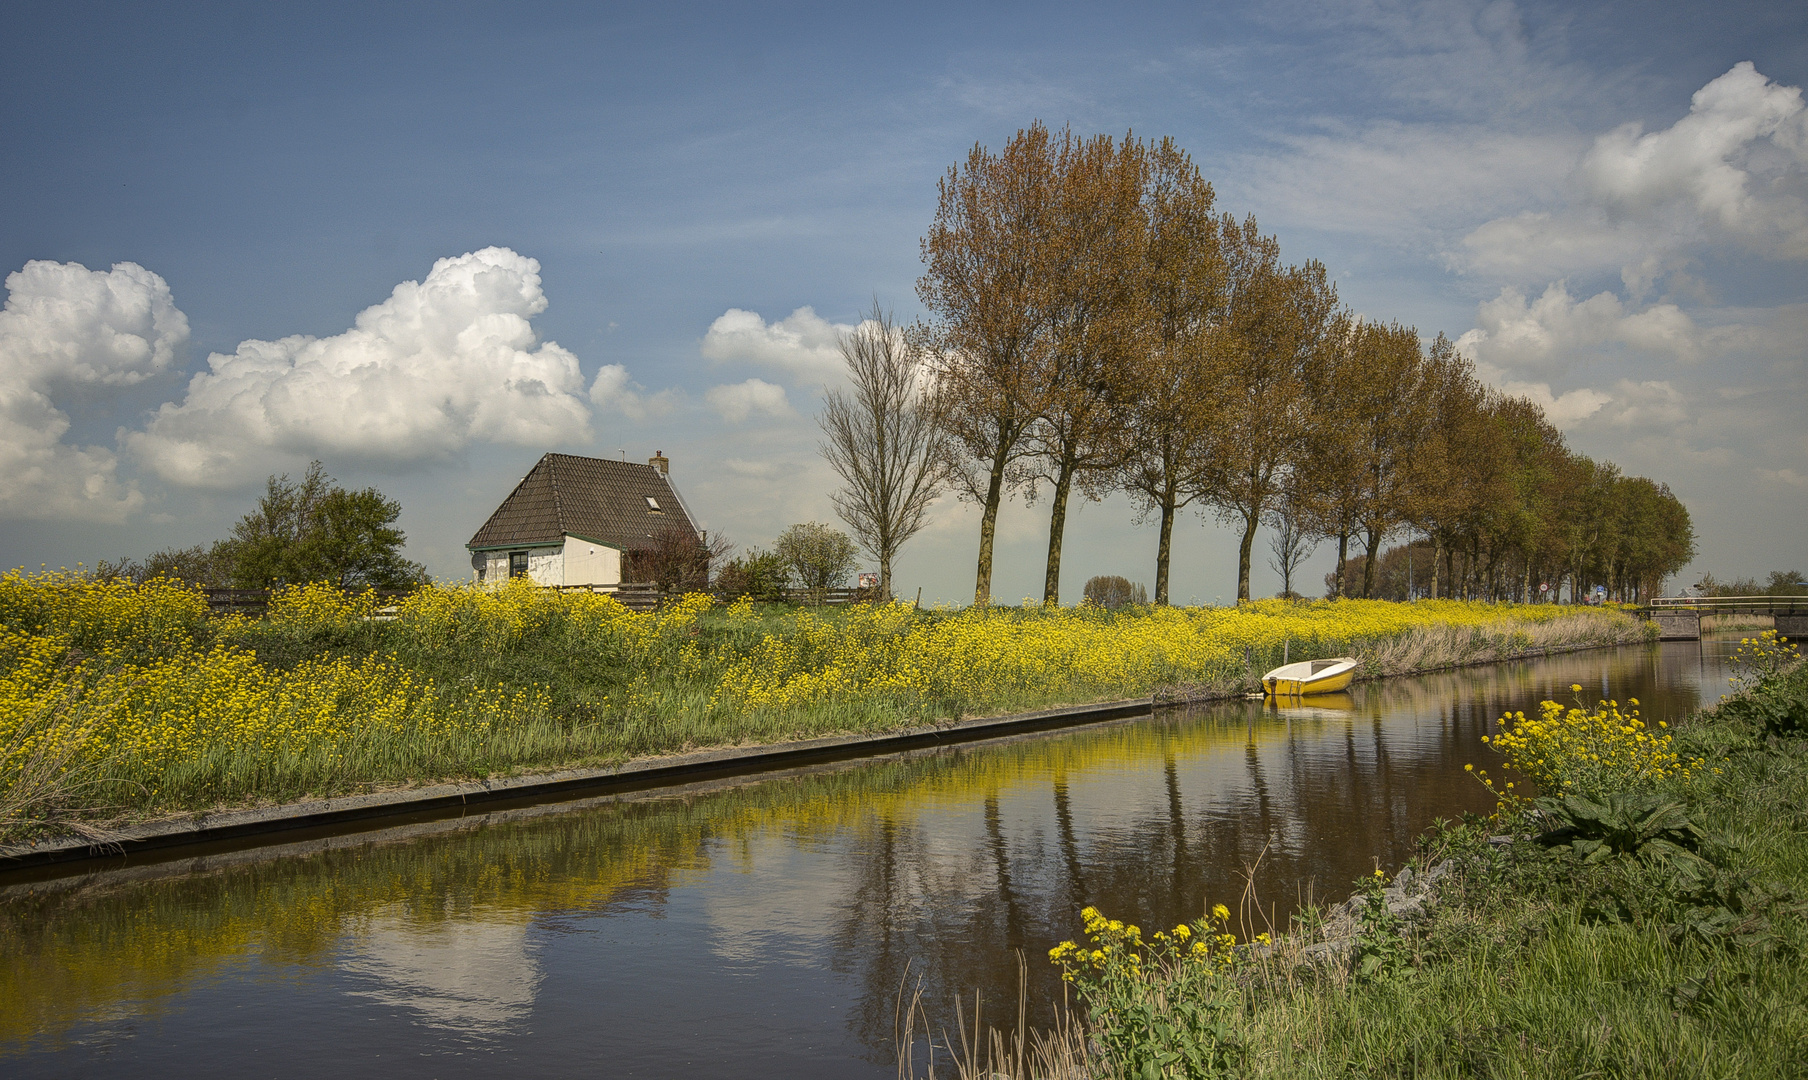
1716 658 1808 737
1533 792 1706 866
1350 869 1415 982
1048 905 1248 1078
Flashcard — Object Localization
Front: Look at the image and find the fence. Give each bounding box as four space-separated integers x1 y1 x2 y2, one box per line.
203 583 887 617
557 583 883 611
200 587 415 617
1647 595 1807 614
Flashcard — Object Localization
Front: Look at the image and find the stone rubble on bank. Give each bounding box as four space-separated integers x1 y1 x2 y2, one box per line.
1296 859 1457 970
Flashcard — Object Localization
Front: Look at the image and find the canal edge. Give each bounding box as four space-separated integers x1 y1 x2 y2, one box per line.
0 695 1159 873
0 629 1657 875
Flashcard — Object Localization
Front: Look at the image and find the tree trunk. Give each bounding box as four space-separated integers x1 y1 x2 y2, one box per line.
974 446 1009 606
1237 511 1259 602
1362 528 1381 599
1155 491 1176 606
1431 535 1443 599
1335 532 1349 599
1043 458 1075 606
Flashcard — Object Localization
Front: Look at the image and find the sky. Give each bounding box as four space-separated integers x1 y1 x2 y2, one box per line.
2 0 1803 603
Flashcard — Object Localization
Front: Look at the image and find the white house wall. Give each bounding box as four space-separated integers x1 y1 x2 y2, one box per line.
526 548 563 586
479 552 510 583
561 536 621 587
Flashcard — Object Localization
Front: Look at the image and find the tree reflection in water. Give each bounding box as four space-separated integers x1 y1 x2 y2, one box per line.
0 639 1735 1077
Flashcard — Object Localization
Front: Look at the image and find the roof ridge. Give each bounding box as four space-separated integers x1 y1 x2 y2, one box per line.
547 453 566 536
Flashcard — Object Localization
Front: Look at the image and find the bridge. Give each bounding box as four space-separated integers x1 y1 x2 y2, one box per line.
1642 595 1808 641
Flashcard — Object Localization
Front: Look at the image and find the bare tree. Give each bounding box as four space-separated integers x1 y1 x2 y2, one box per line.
819 303 948 598
1266 491 1317 597
625 525 733 592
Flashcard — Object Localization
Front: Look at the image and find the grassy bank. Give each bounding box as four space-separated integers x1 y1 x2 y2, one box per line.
1 571 1647 842
975 633 1807 1080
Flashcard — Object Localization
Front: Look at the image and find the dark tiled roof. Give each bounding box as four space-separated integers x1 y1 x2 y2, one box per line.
467 453 699 551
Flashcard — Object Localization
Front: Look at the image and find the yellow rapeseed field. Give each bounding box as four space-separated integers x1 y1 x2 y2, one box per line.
0 570 1646 831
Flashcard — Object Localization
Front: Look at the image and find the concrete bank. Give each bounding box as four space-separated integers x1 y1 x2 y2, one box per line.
0 695 1160 876
0 626 1656 878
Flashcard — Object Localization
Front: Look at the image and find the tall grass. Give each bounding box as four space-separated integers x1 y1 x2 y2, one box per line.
955 658 1808 1079
0 571 1651 838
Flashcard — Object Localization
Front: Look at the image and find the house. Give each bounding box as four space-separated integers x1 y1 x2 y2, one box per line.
467 451 700 587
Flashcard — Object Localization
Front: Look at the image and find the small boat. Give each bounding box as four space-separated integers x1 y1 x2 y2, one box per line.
1262 657 1358 696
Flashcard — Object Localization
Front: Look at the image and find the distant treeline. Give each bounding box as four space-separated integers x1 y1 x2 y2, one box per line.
917 124 1695 605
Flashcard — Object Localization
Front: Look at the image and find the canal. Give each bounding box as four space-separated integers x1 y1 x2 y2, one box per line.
0 635 1746 1077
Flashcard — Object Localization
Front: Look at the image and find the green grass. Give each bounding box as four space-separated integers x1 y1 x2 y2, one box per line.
1 581 1651 839
1029 661 1808 1080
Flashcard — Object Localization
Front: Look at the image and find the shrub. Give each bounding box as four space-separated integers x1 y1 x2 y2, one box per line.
712 547 791 600
1082 575 1147 608
772 522 858 591
1474 688 1709 802
1048 904 1250 1077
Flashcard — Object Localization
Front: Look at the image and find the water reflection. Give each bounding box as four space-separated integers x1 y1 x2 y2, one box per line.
0 638 1740 1078
340 910 543 1037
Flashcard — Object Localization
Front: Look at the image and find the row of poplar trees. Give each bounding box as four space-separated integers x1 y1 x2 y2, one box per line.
916 123 1694 605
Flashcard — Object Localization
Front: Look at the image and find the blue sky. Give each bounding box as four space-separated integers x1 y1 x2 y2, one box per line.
2 0 1803 601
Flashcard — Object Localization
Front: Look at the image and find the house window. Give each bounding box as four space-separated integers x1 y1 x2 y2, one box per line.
509 551 529 578
644 495 664 513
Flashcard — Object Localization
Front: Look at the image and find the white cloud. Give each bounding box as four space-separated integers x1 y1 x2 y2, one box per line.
1757 467 1808 489
1581 63 1808 242
1463 63 1808 279
0 259 188 521
589 363 680 420
722 458 781 478
126 247 592 487
1471 361 1612 426
1597 379 1688 429
1455 282 1697 375
1237 126 1579 246
699 306 853 383
705 378 793 423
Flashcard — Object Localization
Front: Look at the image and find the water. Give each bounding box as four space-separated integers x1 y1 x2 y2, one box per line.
0 636 1746 1077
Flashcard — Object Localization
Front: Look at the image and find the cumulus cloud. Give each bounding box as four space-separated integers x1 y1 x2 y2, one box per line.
1471 361 1612 426
699 306 855 383
589 363 681 420
1463 63 1808 279
705 378 793 423
1455 282 1697 374
126 247 591 487
1582 63 1807 240
0 259 188 521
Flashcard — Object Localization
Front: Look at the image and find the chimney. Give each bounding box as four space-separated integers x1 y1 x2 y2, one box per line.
649 450 669 476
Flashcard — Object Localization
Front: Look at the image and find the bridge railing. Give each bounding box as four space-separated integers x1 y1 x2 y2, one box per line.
1648 595 1808 614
